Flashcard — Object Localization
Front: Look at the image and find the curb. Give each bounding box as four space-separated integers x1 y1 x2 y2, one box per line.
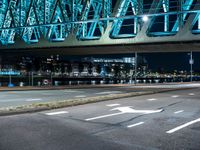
0 87 196 116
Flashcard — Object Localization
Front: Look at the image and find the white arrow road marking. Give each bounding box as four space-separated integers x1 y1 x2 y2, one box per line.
106 104 121 107
174 110 184 114
85 112 124 121
26 98 42 102
147 98 157 101
172 95 179 98
85 106 163 121
166 118 200 134
111 107 163 114
46 111 68 116
127 122 144 128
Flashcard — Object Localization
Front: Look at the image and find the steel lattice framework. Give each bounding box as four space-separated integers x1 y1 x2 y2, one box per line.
0 0 112 44
0 0 200 50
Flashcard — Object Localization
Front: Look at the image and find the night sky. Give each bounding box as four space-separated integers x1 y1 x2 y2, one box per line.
141 52 200 72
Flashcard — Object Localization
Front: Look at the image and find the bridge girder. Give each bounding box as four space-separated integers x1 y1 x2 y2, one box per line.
0 0 200 52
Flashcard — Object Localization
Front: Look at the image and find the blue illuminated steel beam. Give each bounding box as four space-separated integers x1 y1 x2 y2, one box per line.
162 0 169 32
0 0 17 45
190 0 200 33
147 0 195 36
147 0 177 36
110 0 142 38
45 0 70 41
76 0 112 40
21 0 40 43
0 0 200 46
172 0 194 32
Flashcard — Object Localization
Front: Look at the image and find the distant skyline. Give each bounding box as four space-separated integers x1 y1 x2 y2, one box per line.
0 52 200 72
80 52 200 72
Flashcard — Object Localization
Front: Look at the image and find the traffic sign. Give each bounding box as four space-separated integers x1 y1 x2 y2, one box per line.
189 59 194 65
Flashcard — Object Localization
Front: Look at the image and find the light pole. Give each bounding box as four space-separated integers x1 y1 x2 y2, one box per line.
29 72 31 86
189 51 194 82
134 52 138 85
9 71 12 86
31 71 34 86
8 69 13 87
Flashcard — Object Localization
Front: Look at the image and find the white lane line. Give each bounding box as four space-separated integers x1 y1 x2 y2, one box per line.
106 104 121 107
147 98 157 101
46 111 68 116
96 91 112 95
85 112 124 121
166 118 200 134
127 122 144 128
174 110 184 114
172 95 179 98
75 95 86 98
189 93 195 96
0 99 25 102
42 93 55 96
63 90 79 93
96 91 122 95
26 98 42 102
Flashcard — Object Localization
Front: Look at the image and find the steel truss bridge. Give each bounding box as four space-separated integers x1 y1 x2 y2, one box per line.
1 0 200 54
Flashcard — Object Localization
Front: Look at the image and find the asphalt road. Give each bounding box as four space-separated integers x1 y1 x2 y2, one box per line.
0 87 134 108
0 83 199 108
0 87 200 150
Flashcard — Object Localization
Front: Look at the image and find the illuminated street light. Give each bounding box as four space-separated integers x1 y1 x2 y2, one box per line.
188 51 194 82
142 15 149 22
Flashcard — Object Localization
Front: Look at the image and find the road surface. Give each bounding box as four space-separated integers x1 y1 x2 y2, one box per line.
0 83 199 108
0 87 199 150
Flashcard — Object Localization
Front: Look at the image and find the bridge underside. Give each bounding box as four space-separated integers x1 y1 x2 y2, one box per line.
1 0 200 53
1 42 200 56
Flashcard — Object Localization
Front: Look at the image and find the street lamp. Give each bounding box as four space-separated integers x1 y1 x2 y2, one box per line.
188 51 194 82
142 15 149 22
134 52 138 85
8 69 14 87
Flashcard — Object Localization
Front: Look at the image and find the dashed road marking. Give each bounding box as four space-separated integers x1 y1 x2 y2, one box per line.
45 111 68 116
189 93 195 96
174 110 184 114
26 98 42 102
147 98 157 101
96 91 122 95
75 95 86 98
127 122 144 128
106 104 121 107
172 95 179 98
63 90 80 93
166 118 200 134
42 93 55 96
0 99 23 102
8 92 16 94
